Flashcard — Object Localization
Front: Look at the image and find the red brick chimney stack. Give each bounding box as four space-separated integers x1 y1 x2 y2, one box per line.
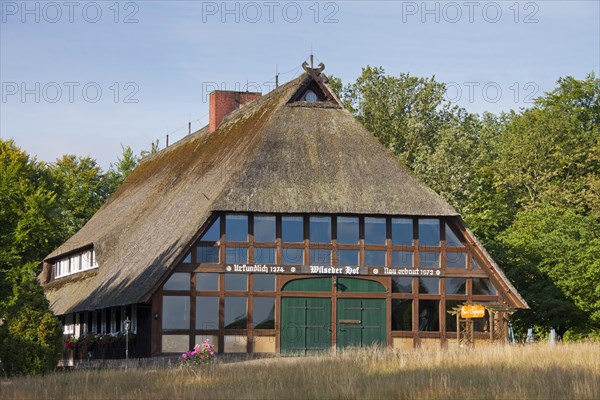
209 90 262 133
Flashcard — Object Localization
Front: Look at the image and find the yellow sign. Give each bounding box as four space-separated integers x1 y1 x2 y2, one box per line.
460 305 486 319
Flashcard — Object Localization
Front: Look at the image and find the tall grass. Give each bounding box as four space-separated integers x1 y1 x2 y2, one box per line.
2 343 599 399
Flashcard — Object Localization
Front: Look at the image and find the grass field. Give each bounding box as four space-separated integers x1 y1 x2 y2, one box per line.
1 343 599 399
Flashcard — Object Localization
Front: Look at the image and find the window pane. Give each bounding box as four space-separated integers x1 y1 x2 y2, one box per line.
419 277 439 294
445 223 463 247
310 248 331 265
419 219 440 246
197 246 219 264
337 216 359 244
225 274 247 291
182 252 192 264
392 218 413 246
196 296 219 330
226 214 248 242
418 300 439 331
282 248 304 265
310 216 331 243
196 273 219 291
226 247 248 263
224 297 247 329
392 277 412 293
445 278 466 295
419 252 440 268
392 299 412 331
337 249 359 266
473 258 481 270
446 251 467 268
364 217 386 244
253 297 275 329
162 296 189 329
472 279 497 295
392 251 413 267
200 217 220 242
254 215 276 242
282 216 303 242
253 274 275 291
254 247 275 264
445 300 462 332
163 273 189 290
365 250 386 266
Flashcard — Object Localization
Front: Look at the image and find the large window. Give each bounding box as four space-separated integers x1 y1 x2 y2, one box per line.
337 217 359 244
253 297 275 329
225 274 248 291
162 296 190 329
310 216 331 243
392 299 412 331
282 216 303 242
254 215 276 242
224 297 247 329
254 247 275 264
226 214 248 242
196 273 219 291
472 279 497 295
196 297 219 330
392 218 413 245
164 273 190 291
364 217 386 244
418 300 439 331
200 217 220 242
392 277 412 293
282 248 304 265
419 219 440 246
338 249 359 266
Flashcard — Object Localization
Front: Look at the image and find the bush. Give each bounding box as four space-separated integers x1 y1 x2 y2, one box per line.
180 340 216 366
0 270 62 376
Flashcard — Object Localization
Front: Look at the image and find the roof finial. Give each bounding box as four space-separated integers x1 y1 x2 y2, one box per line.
310 44 314 68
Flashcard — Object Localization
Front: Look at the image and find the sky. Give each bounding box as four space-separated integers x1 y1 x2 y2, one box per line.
1 0 599 169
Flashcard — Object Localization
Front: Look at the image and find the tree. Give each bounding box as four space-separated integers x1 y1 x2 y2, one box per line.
0 140 63 376
336 66 452 167
495 73 599 214
499 205 600 337
48 155 110 240
106 144 139 194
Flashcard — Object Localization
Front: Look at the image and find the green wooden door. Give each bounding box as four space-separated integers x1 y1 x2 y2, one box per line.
337 298 386 349
281 297 331 355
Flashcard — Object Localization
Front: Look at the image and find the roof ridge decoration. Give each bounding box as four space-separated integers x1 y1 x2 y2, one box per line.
287 62 341 106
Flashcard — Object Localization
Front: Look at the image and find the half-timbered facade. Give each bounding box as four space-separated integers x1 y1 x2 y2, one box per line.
41 62 527 358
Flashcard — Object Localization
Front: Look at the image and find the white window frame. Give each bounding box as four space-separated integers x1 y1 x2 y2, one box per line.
54 249 98 278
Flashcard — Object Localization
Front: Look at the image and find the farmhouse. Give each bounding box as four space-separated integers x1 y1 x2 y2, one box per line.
40 62 527 359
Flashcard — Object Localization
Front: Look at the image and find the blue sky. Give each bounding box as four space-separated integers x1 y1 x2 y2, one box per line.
1 1 599 168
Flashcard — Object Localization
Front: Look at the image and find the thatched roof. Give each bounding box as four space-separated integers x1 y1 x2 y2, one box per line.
43 72 465 315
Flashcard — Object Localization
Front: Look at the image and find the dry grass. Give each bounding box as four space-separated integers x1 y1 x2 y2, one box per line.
2 343 599 399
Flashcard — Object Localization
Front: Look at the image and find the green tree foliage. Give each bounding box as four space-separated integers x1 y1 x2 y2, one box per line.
0 141 63 376
337 69 599 337
48 155 110 240
499 205 599 336
337 66 452 167
0 263 63 376
106 144 139 195
0 139 139 375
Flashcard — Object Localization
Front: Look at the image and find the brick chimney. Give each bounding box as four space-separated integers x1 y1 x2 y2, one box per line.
209 90 262 133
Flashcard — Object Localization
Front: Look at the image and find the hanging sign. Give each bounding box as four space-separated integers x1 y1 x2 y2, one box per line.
460 305 486 319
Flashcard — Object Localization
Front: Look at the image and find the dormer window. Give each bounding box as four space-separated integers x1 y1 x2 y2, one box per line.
304 90 318 102
53 249 97 279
